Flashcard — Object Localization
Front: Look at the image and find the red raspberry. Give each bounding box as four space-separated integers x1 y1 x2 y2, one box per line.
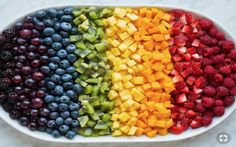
195 76 208 88
175 81 186 90
204 65 216 75
203 47 214 56
199 35 212 45
212 46 221 54
211 54 225 64
195 103 206 112
180 117 191 129
222 40 234 51
231 63 236 71
213 73 224 82
184 101 194 109
220 65 231 75
171 9 184 18
213 106 225 116
195 30 205 38
230 87 236 95
202 58 213 67
188 93 199 101
203 86 216 96
174 34 188 47
224 58 232 65
228 50 236 60
215 31 225 40
223 77 235 88
215 99 224 106
204 111 215 117
174 62 183 72
185 12 194 24
202 115 213 126
211 38 217 46
199 19 213 29
223 96 235 107
217 86 229 97
208 27 217 37
202 97 215 108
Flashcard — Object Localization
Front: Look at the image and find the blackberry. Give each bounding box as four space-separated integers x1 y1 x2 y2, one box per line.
0 92 6 103
9 110 21 119
4 61 15 69
0 35 6 45
0 78 11 90
2 43 14 50
2 102 12 112
5 88 13 94
3 29 16 39
2 69 15 78
0 50 13 61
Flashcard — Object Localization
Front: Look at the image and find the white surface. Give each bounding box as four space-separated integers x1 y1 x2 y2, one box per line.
0 0 236 146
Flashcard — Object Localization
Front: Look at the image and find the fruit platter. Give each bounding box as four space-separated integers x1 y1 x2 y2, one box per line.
0 5 235 142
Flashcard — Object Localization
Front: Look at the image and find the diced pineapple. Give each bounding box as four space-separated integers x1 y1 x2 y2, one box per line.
111 39 120 47
119 32 130 40
112 121 120 129
114 7 127 18
107 16 117 25
127 23 137 34
113 82 123 91
118 112 130 122
111 114 119 121
132 76 145 85
112 130 123 136
126 13 139 21
127 59 136 67
123 99 135 107
117 19 127 29
123 37 134 47
128 43 138 52
128 126 137 135
131 88 145 102
123 81 135 88
123 74 132 82
112 72 122 82
108 90 119 100
121 126 130 134
118 43 127 52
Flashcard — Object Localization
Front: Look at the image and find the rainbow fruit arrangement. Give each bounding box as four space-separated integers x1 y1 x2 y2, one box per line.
0 7 235 139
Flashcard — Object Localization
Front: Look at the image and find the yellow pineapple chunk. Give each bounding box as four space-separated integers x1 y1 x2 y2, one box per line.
107 16 117 25
128 126 137 135
118 112 130 122
114 7 127 18
108 90 119 100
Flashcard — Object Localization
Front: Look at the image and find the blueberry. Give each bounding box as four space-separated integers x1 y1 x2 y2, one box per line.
54 96 61 103
48 63 59 71
43 19 54 27
65 66 75 74
60 31 69 38
60 22 72 31
43 27 55 36
54 22 61 31
70 27 78 35
50 74 61 83
52 42 62 50
59 125 70 133
66 44 76 53
44 95 55 103
32 17 40 24
50 112 59 119
64 7 73 15
57 10 64 18
18 116 29 126
43 37 53 45
52 34 62 42
73 84 83 93
60 95 70 103
36 10 46 19
69 103 80 111
50 56 61 63
48 102 58 111
62 38 70 46
47 120 56 128
66 90 76 99
51 130 61 138
40 108 50 116
58 103 69 112
57 49 68 58
48 48 56 56
40 66 51 74
61 15 73 22
46 128 53 133
60 111 70 118
38 126 47 132
47 81 56 89
55 68 65 75
47 8 57 17
54 85 64 95
55 117 64 125
71 127 79 133
62 74 72 82
62 82 73 90
71 120 79 127
71 111 79 118
59 59 70 69
64 117 73 125
72 72 79 79
65 131 76 139
67 54 77 63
